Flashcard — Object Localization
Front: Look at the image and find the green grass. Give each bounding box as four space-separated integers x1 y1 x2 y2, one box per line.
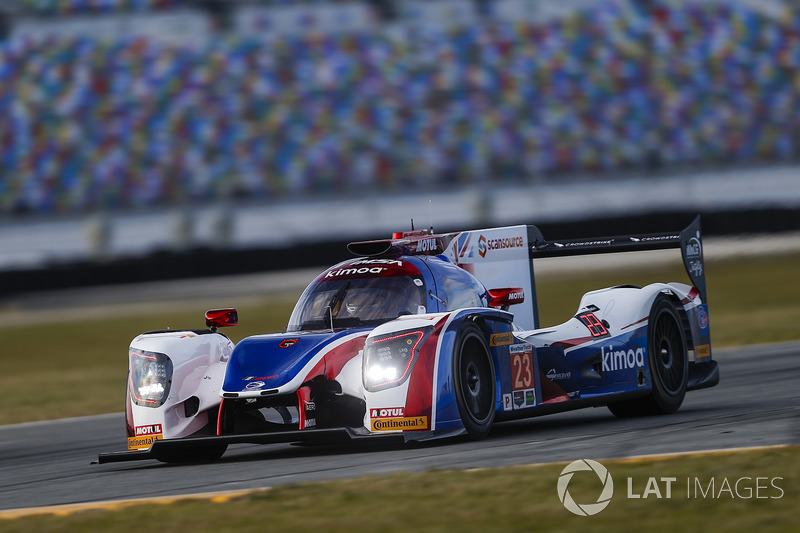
2 446 797 531
1 253 799 426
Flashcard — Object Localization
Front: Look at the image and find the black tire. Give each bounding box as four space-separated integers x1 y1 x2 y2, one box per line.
608 295 688 417
453 321 496 439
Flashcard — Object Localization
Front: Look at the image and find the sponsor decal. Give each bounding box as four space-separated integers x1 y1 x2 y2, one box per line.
371 416 428 432
557 239 613 248
416 239 438 253
684 232 703 278
127 434 163 451
352 259 404 267
134 424 163 436
325 266 388 278
601 345 645 372
245 381 266 390
484 235 525 254
698 306 709 329
128 424 164 450
370 407 404 418
304 401 316 412
695 344 711 359
632 235 679 243
478 235 487 257
546 368 572 380
490 332 514 346
512 388 536 409
509 343 532 354
279 338 299 349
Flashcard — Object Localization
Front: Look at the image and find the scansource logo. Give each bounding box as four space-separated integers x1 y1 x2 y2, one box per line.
557 459 614 516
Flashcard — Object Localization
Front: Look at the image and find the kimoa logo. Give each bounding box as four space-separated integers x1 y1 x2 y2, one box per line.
557 459 614 516
601 345 645 372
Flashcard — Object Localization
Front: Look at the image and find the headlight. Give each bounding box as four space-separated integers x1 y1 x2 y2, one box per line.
129 349 173 407
363 328 431 391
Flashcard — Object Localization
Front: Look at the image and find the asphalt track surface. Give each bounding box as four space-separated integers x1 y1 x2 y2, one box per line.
1 341 797 513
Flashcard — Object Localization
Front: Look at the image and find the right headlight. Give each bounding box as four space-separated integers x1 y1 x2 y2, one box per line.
129 349 172 407
363 327 432 392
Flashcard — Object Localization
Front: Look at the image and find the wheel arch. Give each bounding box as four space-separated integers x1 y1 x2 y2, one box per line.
427 308 514 437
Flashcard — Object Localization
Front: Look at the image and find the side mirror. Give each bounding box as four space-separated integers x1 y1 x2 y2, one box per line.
487 288 524 311
205 308 238 330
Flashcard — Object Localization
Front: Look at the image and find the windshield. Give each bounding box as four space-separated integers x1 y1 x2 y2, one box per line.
287 267 427 332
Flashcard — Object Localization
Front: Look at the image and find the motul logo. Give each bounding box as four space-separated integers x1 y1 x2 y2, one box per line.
135 424 163 436
370 407 404 418
417 239 438 252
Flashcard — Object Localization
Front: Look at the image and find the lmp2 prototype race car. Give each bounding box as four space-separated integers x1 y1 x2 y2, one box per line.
98 217 718 463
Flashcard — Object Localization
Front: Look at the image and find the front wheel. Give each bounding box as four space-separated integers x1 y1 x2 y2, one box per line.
453 322 496 439
608 295 688 417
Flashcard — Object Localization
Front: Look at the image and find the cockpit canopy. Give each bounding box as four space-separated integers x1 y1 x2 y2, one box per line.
287 258 428 332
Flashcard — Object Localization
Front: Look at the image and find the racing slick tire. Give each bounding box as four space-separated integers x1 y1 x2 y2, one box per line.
453 321 496 439
608 295 688 417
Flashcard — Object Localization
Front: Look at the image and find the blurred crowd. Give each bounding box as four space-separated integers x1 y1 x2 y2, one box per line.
1 0 799 215
11 0 360 15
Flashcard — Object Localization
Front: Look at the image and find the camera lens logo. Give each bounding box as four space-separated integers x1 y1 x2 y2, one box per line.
557 459 614 516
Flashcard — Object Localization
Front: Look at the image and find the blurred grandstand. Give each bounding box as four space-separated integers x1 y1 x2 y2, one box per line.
0 0 799 284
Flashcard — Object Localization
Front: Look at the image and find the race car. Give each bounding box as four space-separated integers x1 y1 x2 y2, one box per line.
98 217 718 463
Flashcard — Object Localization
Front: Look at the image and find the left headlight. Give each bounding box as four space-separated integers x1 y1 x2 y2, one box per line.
129 349 173 407
363 328 431 392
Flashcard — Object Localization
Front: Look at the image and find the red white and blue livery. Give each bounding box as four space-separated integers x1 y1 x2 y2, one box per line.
101 217 718 463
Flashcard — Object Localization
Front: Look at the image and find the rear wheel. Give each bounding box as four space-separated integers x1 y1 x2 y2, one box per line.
608 296 688 417
453 322 495 439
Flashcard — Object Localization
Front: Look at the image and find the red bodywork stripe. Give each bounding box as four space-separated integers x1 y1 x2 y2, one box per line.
621 317 648 331
682 287 700 305
552 336 596 350
403 322 445 422
303 335 368 382
216 399 225 435
296 386 313 430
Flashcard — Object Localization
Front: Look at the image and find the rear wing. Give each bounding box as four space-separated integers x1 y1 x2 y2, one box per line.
348 216 706 330
530 215 707 304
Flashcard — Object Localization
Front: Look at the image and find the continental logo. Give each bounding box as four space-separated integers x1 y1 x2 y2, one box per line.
371 416 428 432
127 434 163 451
695 344 711 360
490 332 514 346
